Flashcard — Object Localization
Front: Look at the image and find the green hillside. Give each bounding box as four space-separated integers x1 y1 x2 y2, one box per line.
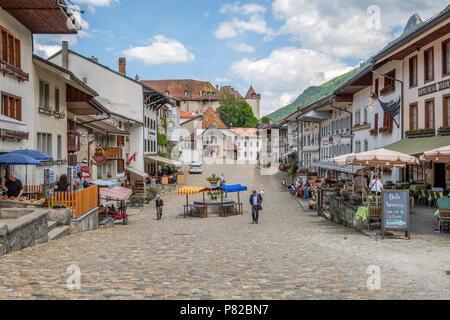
267 62 369 122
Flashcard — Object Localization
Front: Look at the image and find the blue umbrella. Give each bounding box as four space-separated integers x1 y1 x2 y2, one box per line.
0 153 42 188
10 149 53 161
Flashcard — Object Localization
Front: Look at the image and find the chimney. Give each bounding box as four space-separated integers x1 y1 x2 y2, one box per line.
62 41 69 69
119 57 126 75
135 74 140 81
91 56 98 63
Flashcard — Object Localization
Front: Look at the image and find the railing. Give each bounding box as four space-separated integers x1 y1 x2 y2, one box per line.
51 184 99 218
24 185 44 200
0 128 29 141
0 59 29 82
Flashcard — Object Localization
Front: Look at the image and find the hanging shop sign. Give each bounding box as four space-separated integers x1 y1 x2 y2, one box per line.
92 147 106 166
418 79 450 97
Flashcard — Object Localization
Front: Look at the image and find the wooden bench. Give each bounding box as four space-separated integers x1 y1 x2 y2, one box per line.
184 204 207 218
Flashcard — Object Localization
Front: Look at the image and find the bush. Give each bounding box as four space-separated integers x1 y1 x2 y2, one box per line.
129 194 144 204
146 187 157 201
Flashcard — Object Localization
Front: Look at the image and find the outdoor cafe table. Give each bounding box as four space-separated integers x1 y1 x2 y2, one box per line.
396 182 410 189
355 206 369 221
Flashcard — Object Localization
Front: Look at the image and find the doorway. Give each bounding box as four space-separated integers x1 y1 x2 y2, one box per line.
434 163 446 188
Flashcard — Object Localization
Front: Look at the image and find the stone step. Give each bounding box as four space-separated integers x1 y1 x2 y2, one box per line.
47 220 58 232
48 226 71 241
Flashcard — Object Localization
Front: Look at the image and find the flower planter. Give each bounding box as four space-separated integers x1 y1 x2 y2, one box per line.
405 130 435 138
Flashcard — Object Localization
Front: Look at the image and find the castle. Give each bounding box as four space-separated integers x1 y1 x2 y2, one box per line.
142 80 261 119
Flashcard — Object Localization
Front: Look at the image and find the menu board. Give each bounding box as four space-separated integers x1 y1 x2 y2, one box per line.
382 190 410 239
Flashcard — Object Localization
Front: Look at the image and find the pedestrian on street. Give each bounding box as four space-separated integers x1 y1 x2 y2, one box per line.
155 194 164 220
249 190 263 224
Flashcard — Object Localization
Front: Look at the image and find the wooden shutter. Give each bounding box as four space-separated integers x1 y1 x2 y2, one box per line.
9 97 15 119
409 105 414 130
1 30 7 61
2 94 8 117
374 113 378 129
425 102 430 129
375 78 379 96
8 34 14 65
14 39 20 68
443 97 449 127
15 98 21 121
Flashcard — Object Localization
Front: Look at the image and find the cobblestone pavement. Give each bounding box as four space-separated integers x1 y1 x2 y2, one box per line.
0 164 449 299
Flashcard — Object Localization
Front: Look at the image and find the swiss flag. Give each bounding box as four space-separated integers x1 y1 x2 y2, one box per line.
128 152 137 164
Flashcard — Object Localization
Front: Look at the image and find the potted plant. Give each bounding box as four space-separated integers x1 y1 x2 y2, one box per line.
207 174 220 188
114 212 129 225
145 187 157 204
334 186 341 196
49 203 71 226
207 190 221 201
128 194 144 207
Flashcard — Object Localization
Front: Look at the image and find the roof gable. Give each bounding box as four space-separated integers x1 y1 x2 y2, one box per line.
201 107 227 129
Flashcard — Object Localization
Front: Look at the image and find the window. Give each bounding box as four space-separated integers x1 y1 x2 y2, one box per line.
374 78 379 96
409 103 418 130
364 140 368 152
443 39 450 76
425 99 435 129
444 96 450 127
184 90 188 95
363 108 368 123
0 26 21 68
117 135 125 146
55 88 60 112
424 47 434 82
409 56 418 87
39 80 50 108
37 133 52 156
1 92 21 121
57 135 62 160
384 69 396 89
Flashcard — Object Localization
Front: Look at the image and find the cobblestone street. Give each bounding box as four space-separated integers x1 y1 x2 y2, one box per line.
0 164 449 299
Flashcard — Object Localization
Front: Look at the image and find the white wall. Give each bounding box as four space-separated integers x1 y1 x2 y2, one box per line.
0 8 35 182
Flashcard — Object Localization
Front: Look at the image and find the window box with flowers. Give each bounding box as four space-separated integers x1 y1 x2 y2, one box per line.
405 128 435 138
352 122 370 131
369 128 378 136
378 126 393 134
438 126 450 136
380 85 395 96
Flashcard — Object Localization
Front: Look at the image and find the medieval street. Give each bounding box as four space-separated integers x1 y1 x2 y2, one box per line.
0 165 449 300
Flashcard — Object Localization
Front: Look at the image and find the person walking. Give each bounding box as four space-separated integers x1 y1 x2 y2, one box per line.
155 194 164 220
249 190 263 224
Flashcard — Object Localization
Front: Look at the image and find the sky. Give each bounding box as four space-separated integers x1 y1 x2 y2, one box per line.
34 0 446 117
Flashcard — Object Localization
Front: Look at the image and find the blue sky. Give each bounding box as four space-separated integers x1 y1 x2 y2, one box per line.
34 0 446 117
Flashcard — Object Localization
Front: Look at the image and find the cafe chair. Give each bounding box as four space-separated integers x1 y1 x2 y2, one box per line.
367 205 382 231
439 209 450 233
417 189 426 206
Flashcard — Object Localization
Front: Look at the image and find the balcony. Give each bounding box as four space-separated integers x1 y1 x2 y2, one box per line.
0 59 29 82
0 128 28 141
105 147 123 160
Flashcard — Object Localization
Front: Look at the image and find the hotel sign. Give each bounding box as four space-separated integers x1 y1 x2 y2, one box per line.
418 79 450 97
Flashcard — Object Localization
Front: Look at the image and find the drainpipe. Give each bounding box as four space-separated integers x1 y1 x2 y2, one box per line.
370 64 404 139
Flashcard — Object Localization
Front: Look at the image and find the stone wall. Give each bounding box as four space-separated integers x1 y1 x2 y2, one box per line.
328 195 359 228
72 207 99 233
0 208 49 255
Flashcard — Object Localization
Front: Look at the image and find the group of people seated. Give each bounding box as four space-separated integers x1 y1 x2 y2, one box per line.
287 177 318 201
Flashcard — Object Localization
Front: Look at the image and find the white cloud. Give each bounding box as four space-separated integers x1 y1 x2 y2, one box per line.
229 47 353 115
34 44 62 59
230 42 255 53
272 0 443 59
220 3 267 15
214 77 230 83
214 14 274 40
122 35 194 65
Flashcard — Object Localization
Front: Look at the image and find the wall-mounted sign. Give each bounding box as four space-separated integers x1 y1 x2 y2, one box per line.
92 147 106 166
418 79 450 97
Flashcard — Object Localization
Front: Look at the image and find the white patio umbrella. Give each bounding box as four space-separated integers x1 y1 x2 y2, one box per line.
419 145 450 163
345 148 418 167
329 153 356 166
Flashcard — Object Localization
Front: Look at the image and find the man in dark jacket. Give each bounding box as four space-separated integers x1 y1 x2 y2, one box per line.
155 195 164 220
249 190 263 224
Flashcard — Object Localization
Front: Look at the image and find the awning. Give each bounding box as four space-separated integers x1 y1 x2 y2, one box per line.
89 180 118 189
298 110 331 123
146 155 182 167
216 185 248 193
314 161 365 174
100 186 132 201
384 136 450 156
126 167 149 179
178 186 210 195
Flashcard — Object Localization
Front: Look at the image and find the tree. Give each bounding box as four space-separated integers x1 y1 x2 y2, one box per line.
261 116 270 124
217 91 259 128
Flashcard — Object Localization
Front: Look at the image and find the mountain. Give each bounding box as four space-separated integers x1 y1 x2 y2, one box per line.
267 62 369 122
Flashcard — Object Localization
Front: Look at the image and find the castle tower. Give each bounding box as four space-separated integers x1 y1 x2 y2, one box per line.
245 85 261 119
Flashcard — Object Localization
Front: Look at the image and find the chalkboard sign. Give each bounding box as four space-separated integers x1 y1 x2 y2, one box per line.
382 190 410 239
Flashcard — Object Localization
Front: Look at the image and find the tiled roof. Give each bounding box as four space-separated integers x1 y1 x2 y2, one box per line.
231 128 260 137
219 85 244 100
245 86 261 100
179 110 196 118
141 79 219 101
201 107 227 129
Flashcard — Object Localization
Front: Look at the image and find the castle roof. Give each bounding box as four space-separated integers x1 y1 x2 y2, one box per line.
141 79 219 101
245 86 261 100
